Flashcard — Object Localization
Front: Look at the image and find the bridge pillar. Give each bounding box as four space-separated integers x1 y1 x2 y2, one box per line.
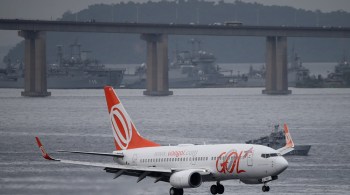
141 34 173 96
18 30 51 97
262 36 291 95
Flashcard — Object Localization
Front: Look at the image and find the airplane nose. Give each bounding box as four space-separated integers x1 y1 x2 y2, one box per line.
275 157 288 175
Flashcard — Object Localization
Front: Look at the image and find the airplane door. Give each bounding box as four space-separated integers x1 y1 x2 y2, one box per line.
190 155 196 166
132 154 138 164
247 153 253 166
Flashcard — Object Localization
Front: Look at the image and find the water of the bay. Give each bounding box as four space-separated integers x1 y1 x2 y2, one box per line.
0 87 349 195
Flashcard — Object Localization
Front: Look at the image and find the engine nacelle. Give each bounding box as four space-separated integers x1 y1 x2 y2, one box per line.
169 170 202 188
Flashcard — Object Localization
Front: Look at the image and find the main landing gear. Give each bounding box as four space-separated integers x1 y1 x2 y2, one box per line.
169 187 183 195
262 184 270 192
210 181 225 194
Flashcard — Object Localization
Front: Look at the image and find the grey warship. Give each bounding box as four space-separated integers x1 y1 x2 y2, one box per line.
324 56 350 87
246 125 311 156
0 42 125 89
122 39 232 88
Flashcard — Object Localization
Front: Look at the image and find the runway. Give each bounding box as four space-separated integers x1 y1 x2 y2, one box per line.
1 88 350 194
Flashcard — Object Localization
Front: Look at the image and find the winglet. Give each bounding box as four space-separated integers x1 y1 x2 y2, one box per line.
283 124 294 148
277 124 295 155
35 137 55 160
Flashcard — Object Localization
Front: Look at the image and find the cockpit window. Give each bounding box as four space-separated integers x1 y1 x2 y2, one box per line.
261 153 279 158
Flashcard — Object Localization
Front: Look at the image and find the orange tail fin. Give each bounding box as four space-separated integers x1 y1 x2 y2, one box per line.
104 86 160 150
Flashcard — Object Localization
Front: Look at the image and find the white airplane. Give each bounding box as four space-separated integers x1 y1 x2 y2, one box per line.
36 86 295 195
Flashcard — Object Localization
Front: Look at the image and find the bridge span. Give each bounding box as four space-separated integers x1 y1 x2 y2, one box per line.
1 19 350 96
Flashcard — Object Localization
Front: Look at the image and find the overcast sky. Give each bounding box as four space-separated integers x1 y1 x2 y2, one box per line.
0 0 349 47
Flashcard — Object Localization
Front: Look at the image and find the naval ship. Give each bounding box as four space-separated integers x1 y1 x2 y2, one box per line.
122 41 312 89
122 39 233 88
246 125 311 156
0 42 125 89
234 50 310 87
324 56 350 87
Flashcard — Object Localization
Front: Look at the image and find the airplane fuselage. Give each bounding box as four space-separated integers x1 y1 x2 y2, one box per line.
114 144 288 182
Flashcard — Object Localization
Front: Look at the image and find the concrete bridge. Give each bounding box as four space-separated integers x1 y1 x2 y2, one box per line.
1 19 350 96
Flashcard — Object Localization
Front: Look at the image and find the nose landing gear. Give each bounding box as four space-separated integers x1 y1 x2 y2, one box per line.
210 181 225 194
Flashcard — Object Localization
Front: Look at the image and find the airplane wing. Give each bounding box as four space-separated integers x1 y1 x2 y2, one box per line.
57 150 124 158
277 124 295 155
35 137 209 183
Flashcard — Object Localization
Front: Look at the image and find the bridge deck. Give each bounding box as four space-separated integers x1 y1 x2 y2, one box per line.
0 19 349 38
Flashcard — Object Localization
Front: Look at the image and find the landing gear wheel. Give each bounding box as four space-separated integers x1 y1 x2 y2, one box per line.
170 187 176 195
210 185 218 194
217 184 225 194
178 188 184 195
169 187 183 195
262 185 270 192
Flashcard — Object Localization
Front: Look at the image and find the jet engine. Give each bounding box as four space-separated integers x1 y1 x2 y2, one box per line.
169 170 202 188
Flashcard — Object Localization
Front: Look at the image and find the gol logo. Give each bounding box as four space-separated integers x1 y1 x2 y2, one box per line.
110 104 133 150
216 149 246 174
